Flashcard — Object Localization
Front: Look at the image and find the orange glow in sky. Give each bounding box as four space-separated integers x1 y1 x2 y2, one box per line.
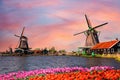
0 0 120 51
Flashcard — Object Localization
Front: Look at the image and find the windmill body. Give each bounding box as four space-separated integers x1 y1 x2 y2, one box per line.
85 29 99 46
19 36 29 50
74 15 108 47
14 27 31 54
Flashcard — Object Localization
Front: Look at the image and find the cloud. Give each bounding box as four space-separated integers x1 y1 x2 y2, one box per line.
0 0 120 52
3 0 61 9
26 20 83 49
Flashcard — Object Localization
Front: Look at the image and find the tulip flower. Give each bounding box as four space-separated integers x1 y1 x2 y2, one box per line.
0 66 119 80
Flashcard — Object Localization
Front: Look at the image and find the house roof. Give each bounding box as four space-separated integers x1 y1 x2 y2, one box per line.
91 40 119 49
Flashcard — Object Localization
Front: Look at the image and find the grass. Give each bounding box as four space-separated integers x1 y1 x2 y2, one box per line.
80 53 120 61
115 57 120 61
75 51 120 61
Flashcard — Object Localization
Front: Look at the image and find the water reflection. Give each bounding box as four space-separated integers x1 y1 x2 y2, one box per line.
0 56 119 74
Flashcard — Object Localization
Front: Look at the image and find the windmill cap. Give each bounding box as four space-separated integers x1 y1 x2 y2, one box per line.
116 38 119 40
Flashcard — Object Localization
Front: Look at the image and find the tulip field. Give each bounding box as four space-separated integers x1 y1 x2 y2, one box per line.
0 66 120 80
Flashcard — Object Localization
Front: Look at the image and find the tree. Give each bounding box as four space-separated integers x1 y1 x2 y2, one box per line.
49 47 57 55
42 48 48 55
59 49 66 53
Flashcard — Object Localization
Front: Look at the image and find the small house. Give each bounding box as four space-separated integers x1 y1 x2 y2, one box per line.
91 40 120 54
78 46 92 54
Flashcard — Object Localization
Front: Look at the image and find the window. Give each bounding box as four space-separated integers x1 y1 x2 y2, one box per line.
117 43 120 47
111 48 114 53
107 49 110 53
104 49 106 53
117 48 120 52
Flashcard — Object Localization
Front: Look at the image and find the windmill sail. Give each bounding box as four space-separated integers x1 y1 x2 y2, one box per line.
92 22 108 29
14 34 20 37
74 30 86 36
20 27 25 37
85 14 92 29
74 14 108 47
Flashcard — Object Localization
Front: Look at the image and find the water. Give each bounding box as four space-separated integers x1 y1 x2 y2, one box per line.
0 56 119 74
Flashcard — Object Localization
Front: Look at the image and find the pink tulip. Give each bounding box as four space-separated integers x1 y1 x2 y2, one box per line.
0 66 115 79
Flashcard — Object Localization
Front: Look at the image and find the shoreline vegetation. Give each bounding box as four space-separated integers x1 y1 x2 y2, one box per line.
0 46 120 62
0 51 120 62
74 52 120 62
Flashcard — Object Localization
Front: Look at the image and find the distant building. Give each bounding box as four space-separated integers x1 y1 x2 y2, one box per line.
78 46 92 54
91 40 120 54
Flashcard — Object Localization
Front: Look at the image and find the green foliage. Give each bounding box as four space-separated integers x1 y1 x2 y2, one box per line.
49 47 57 54
91 52 95 57
42 48 48 54
82 51 86 55
59 49 66 53
76 51 81 55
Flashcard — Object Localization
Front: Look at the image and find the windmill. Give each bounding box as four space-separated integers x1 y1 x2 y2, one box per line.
14 27 31 54
74 14 108 47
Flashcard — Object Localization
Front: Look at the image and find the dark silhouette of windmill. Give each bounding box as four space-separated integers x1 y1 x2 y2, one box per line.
74 14 108 47
14 27 31 54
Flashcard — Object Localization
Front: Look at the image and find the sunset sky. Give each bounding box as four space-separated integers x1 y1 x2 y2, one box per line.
0 0 120 52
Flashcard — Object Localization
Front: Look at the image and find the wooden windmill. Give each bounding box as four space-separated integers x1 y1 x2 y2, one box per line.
74 14 108 47
14 27 31 53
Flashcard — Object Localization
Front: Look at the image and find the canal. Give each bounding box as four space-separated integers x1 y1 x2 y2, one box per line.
0 56 119 74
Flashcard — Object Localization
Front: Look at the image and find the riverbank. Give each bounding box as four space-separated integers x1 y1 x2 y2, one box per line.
0 52 120 62
95 54 120 61
71 51 120 61
80 54 120 61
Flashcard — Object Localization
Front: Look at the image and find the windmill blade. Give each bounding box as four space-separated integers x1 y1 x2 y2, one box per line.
92 22 108 29
85 14 92 29
14 34 20 37
20 27 25 37
74 30 86 36
97 31 101 36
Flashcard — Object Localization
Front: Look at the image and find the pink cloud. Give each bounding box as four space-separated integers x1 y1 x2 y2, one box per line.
3 0 61 9
24 20 86 51
1 0 120 52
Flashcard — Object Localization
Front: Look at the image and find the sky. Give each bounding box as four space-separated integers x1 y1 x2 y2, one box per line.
0 0 120 52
